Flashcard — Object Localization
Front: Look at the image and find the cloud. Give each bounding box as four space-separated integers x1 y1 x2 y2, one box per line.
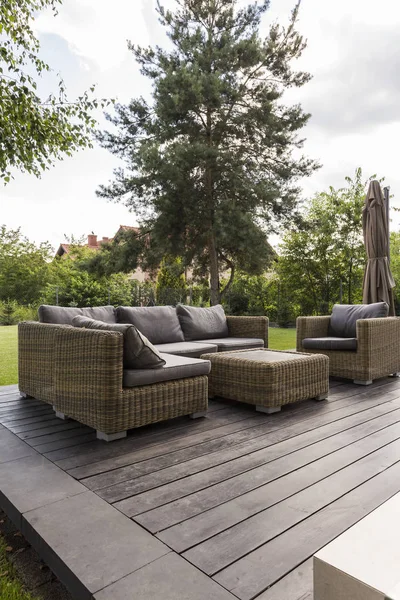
35 0 151 71
4 0 400 251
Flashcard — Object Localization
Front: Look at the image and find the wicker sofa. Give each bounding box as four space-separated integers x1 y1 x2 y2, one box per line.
296 302 400 384
18 305 268 441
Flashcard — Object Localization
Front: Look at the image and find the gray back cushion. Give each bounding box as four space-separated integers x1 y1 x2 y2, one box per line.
329 302 389 338
72 316 165 369
176 304 229 341
38 305 116 325
116 306 184 345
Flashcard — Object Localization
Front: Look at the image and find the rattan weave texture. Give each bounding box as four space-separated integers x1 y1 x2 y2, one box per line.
296 316 400 381
203 348 329 409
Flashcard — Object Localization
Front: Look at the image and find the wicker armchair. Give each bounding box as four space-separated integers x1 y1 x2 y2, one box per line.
296 315 400 384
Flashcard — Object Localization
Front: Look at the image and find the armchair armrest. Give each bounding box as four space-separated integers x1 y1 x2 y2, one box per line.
356 317 400 355
226 315 269 347
296 316 331 352
53 326 126 432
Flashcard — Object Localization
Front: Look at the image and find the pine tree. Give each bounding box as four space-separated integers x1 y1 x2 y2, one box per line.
98 0 318 304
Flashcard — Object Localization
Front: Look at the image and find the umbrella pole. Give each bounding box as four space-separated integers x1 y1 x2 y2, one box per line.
384 186 390 262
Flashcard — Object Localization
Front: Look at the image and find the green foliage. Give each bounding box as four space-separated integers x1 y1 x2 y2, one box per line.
0 226 52 304
83 229 145 277
156 256 187 305
0 299 18 325
97 0 317 304
223 271 277 318
277 169 371 316
389 232 400 315
43 253 137 307
0 0 111 182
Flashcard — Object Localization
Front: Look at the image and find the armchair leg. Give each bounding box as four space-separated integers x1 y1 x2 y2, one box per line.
20 392 33 399
353 379 373 386
390 373 400 378
96 430 127 442
315 394 328 401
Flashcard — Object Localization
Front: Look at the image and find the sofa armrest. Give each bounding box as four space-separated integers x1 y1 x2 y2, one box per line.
356 318 400 355
53 326 126 433
226 315 269 347
296 316 331 351
18 321 69 403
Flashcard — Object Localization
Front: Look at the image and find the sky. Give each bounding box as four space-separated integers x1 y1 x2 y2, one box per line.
2 0 400 251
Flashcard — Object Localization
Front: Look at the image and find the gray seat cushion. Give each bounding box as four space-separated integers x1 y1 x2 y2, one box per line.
155 341 218 359
38 305 116 325
176 304 229 340
302 337 358 351
72 316 166 369
329 302 388 338
116 306 184 344
123 353 211 387
194 337 264 351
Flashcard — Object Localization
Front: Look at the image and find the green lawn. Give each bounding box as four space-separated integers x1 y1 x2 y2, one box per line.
268 327 296 350
0 325 296 387
0 326 18 386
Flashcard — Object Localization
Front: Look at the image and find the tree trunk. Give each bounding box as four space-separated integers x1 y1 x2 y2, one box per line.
208 232 220 305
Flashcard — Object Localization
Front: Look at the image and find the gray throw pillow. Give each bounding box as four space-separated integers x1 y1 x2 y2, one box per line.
176 304 229 341
329 302 389 338
116 306 185 344
38 305 116 325
72 316 166 369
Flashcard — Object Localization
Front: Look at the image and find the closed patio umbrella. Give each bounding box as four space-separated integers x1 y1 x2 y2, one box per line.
362 180 395 315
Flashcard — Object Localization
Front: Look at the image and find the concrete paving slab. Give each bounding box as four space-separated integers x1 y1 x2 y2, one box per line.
0 427 37 464
0 453 85 517
94 552 236 600
22 491 169 599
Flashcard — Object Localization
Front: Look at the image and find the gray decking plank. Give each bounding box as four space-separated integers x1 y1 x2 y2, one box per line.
25 426 94 447
8 417 69 434
47 410 265 467
18 422 91 441
0 407 53 423
110 398 400 512
2 413 60 428
65 383 400 481
46 379 397 470
169 422 400 561
212 460 400 599
138 408 400 537
34 432 97 454
111 395 400 516
254 559 313 600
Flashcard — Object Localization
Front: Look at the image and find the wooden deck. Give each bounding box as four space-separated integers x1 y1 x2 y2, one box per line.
3 377 400 599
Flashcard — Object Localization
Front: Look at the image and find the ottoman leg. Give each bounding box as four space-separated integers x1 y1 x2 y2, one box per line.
96 430 127 442
256 405 281 414
353 379 373 386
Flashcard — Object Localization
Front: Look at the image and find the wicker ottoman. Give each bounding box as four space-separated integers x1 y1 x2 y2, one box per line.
202 348 329 413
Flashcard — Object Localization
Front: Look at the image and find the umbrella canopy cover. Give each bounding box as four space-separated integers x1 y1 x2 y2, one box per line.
362 180 395 315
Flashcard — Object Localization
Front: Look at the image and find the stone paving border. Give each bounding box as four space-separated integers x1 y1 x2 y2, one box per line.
0 398 236 600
